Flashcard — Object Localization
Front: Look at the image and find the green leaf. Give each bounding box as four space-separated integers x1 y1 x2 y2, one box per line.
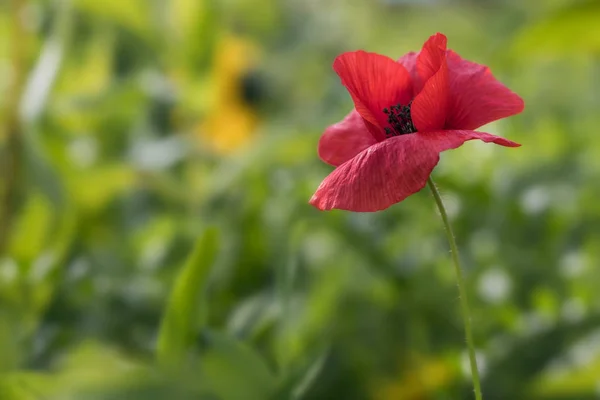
529 355 600 398
170 0 220 72
69 164 136 213
0 372 54 400
7 193 53 265
156 227 219 368
199 330 277 400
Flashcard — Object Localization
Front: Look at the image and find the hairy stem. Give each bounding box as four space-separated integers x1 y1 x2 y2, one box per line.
427 176 482 400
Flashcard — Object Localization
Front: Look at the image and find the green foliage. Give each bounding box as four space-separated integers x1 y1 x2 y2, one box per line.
198 331 277 400
513 0 600 57
1 0 599 399
156 227 219 367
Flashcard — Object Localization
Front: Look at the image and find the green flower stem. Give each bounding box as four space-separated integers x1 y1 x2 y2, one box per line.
427 177 482 400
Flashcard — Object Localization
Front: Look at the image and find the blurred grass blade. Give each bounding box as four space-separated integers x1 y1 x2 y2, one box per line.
271 347 330 400
20 0 73 124
171 0 220 71
199 330 277 400
290 350 329 400
156 227 219 367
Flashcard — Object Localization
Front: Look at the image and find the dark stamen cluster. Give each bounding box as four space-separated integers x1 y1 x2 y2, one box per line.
383 101 416 138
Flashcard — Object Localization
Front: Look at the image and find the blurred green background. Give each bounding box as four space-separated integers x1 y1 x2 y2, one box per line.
1 0 600 399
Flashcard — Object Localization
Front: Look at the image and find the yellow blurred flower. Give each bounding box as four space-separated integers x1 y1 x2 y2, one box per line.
371 355 456 400
198 33 261 154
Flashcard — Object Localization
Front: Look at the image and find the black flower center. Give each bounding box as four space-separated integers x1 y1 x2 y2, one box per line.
383 101 416 137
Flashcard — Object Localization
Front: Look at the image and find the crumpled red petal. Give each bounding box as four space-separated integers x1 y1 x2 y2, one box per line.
318 109 378 167
445 50 525 130
310 129 519 212
333 51 413 141
417 33 448 85
423 129 521 151
310 134 439 212
411 56 448 132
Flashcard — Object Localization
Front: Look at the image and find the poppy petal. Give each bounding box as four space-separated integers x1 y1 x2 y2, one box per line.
417 33 448 84
310 129 519 212
411 58 449 132
397 51 420 94
423 129 521 152
445 50 525 130
309 134 441 212
318 109 378 167
333 51 413 140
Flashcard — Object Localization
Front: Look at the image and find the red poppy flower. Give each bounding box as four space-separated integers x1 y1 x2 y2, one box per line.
310 33 524 212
